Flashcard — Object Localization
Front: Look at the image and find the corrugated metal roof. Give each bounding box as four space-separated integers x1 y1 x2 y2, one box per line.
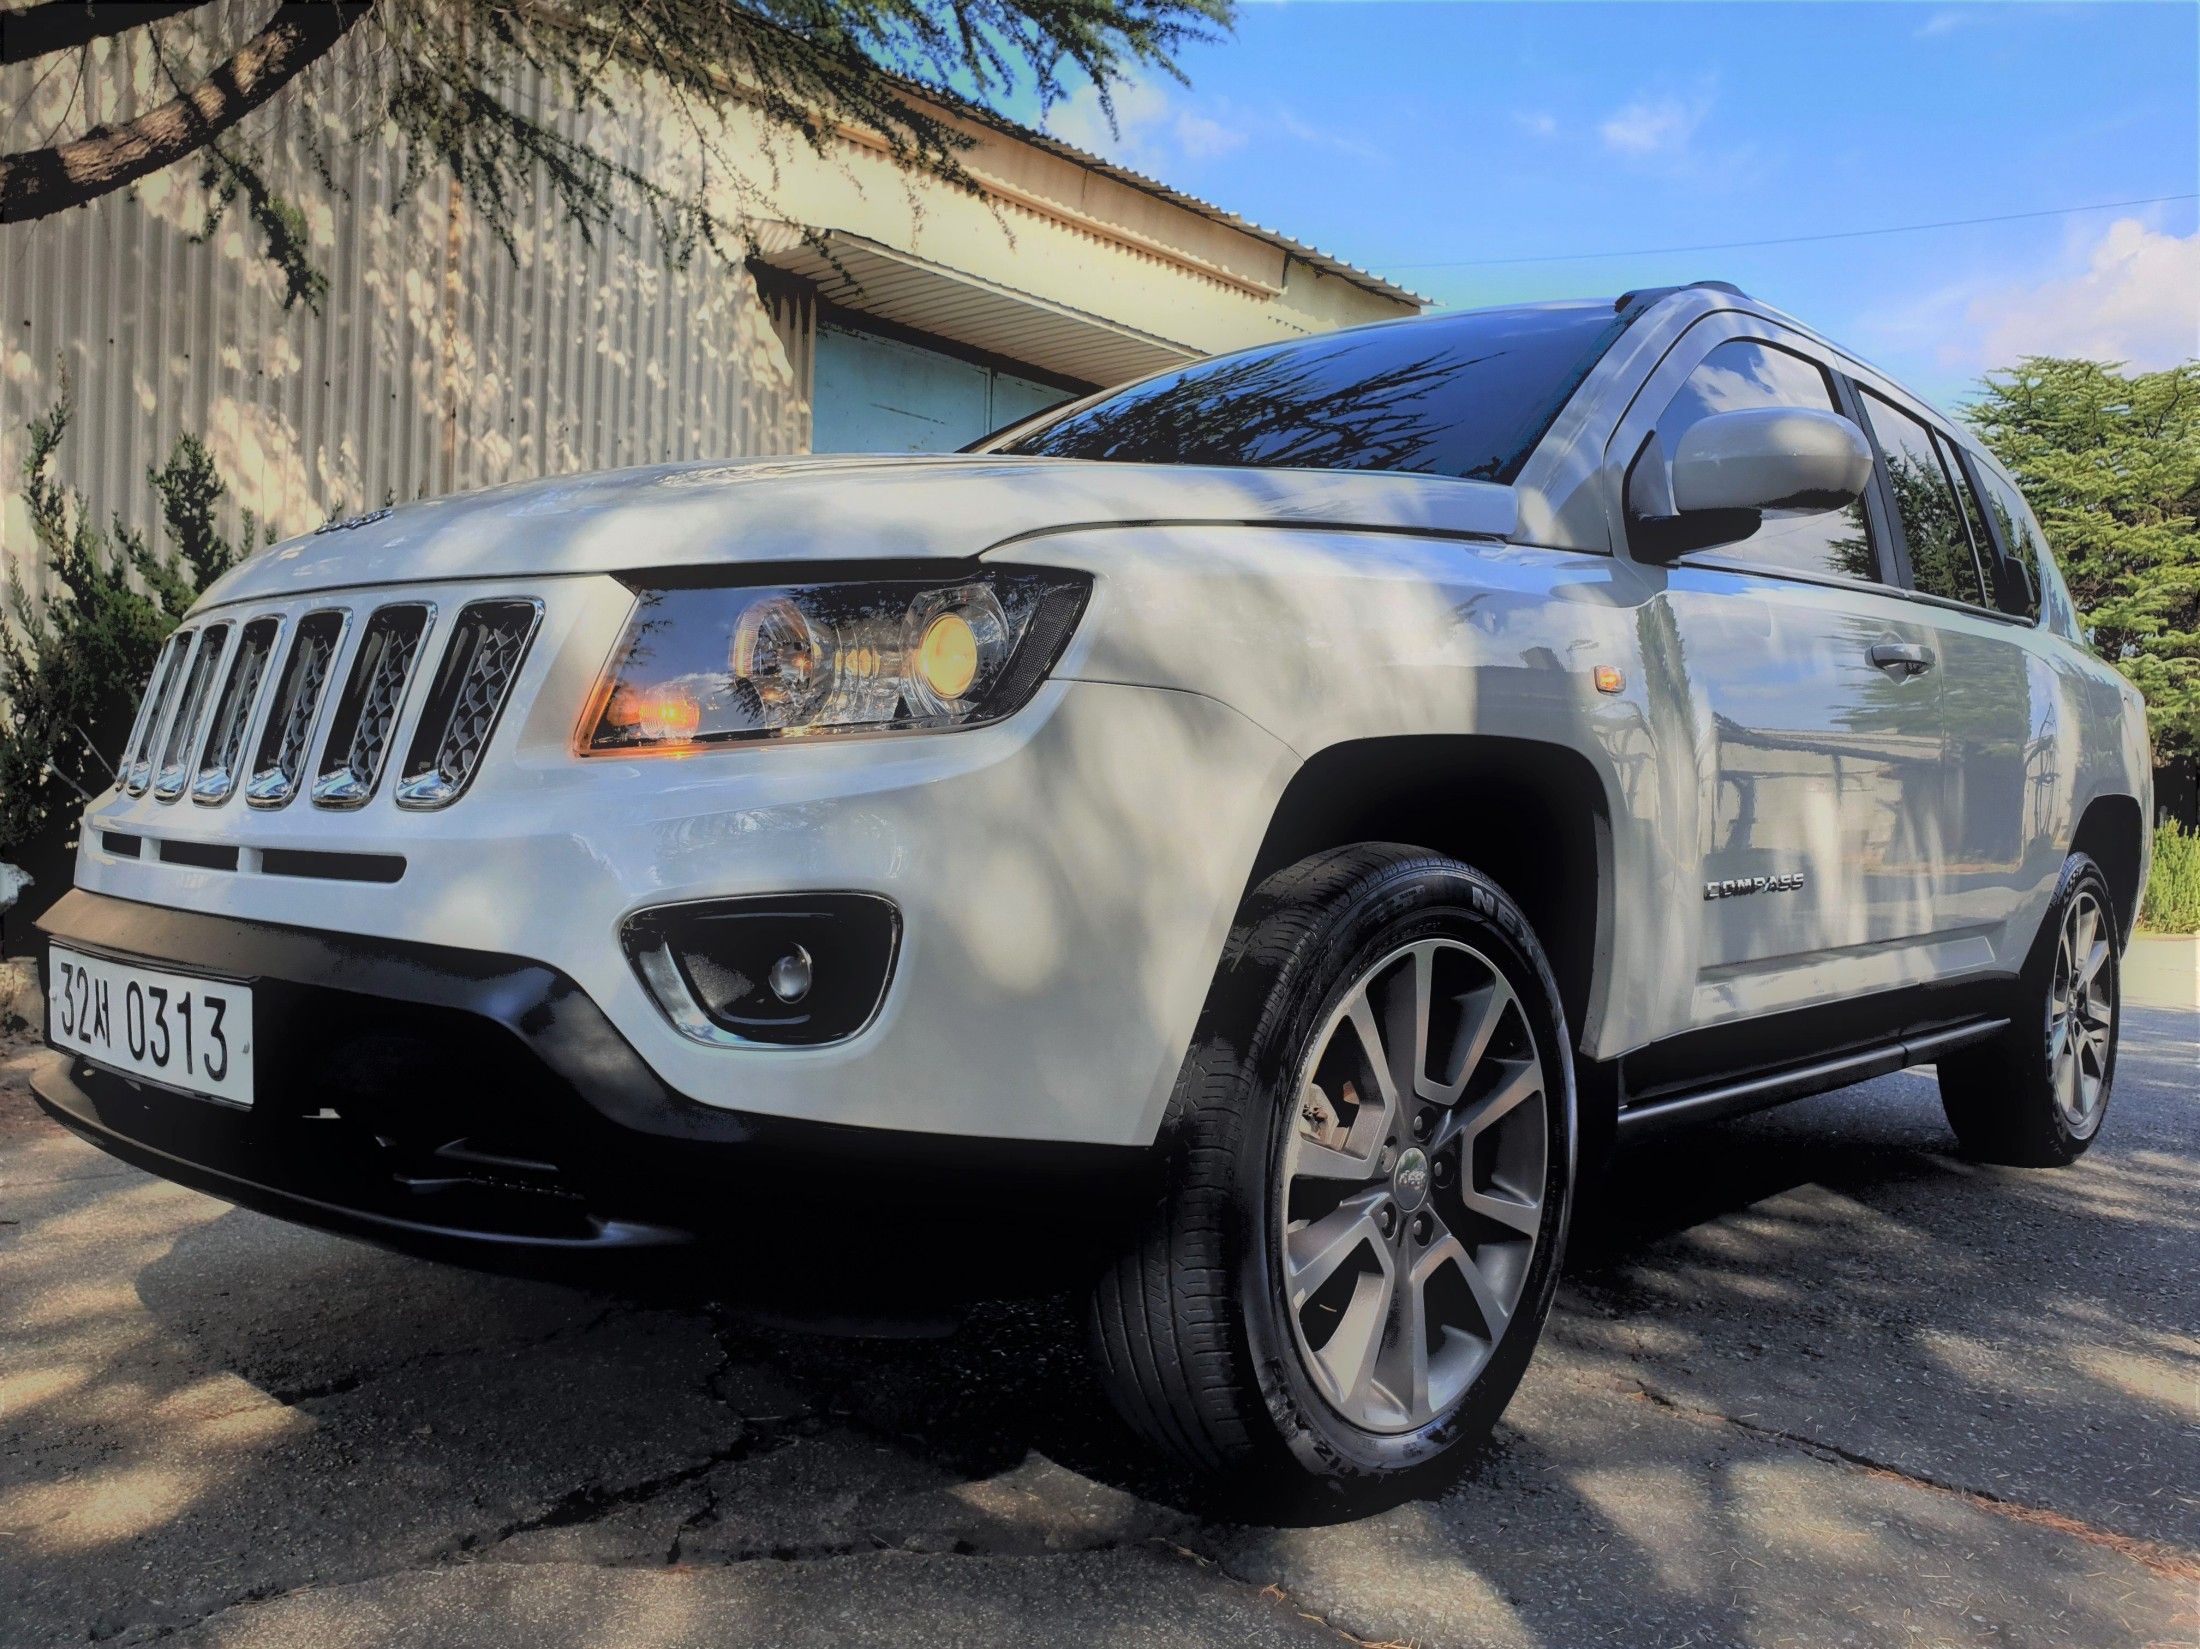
954 104 1428 309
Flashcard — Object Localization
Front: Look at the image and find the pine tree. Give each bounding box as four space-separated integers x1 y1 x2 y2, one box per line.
1 391 264 856
1967 358 2200 772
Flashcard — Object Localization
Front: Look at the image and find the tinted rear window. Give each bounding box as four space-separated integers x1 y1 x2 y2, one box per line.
1971 462 2045 623
985 303 1634 483
1860 391 1991 609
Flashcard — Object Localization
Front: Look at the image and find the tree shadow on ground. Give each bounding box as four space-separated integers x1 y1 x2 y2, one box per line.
7 1022 2192 1645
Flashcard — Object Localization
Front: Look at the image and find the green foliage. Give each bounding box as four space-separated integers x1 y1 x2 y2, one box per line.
1965 358 2200 766
0 392 262 857
2140 817 2200 933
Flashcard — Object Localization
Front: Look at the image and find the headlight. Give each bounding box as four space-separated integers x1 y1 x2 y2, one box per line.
580 568 1089 753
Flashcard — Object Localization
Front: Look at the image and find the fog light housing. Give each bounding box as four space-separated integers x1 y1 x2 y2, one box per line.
623 895 899 1048
767 945 813 1004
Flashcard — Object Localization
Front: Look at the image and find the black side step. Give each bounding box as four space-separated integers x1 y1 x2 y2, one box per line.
1615 1017 2009 1140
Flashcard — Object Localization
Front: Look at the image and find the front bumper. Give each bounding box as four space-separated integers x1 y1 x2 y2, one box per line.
76 575 1297 1150
32 890 1152 1280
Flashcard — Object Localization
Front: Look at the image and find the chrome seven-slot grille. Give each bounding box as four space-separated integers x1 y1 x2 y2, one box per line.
120 597 541 816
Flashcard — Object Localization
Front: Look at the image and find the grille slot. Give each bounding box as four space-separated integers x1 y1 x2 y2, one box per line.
248 610 349 808
261 848 407 883
153 624 230 801
122 631 193 795
193 616 281 806
160 838 241 872
312 603 433 809
396 599 543 809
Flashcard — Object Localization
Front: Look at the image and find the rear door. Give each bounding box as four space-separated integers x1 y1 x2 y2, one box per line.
1610 320 1952 1020
1850 388 2040 952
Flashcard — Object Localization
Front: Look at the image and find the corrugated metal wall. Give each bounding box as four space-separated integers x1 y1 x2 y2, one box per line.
1 14 810 606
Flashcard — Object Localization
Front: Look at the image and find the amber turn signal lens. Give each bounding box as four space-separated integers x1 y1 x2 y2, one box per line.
1592 665 1625 695
644 694 701 739
916 612 980 700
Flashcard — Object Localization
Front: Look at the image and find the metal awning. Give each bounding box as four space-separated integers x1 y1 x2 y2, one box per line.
752 226 1199 388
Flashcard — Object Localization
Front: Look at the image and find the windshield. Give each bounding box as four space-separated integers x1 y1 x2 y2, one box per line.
980 301 1634 483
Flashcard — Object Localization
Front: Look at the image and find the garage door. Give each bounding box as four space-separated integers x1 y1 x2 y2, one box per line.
812 323 1069 453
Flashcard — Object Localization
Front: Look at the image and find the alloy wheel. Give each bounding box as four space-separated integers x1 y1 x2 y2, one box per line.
1277 938 1549 1435
2046 887 2113 1137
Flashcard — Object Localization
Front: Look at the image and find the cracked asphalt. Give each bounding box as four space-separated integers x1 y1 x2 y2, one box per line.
2 1003 2194 1648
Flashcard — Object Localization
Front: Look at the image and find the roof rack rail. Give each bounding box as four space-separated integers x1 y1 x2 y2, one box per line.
1615 279 1750 312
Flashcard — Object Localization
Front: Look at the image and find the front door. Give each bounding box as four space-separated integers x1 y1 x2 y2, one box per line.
1613 326 1953 1022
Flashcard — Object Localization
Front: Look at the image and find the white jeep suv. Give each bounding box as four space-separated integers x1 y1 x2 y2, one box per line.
33 283 2152 1489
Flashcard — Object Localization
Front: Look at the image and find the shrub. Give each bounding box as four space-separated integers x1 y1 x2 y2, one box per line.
1 388 266 861
2140 818 2200 935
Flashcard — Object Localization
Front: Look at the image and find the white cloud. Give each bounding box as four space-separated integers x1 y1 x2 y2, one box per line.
1914 7 2026 40
1267 107 1386 165
1173 108 1250 161
1513 110 1559 139
1044 81 1162 157
1598 92 1709 158
1043 81 1245 173
1045 81 1387 175
1969 219 2200 369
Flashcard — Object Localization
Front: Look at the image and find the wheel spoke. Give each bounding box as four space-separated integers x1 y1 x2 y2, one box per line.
2080 959 2113 1023
1394 944 1435 1101
1431 1055 1541 1159
1429 977 1508 1104
1386 1252 1434 1420
1315 1255 1394 1411
1429 1229 1511 1341
1284 1191 1388 1308
1462 1182 1542 1236
1292 1128 1381 1182
1344 987 1402 1128
2078 936 2110 992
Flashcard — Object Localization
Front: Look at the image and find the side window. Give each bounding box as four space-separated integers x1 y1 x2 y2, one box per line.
1971 463 2045 624
1859 392 1990 608
1943 438 1995 574
1648 340 1878 582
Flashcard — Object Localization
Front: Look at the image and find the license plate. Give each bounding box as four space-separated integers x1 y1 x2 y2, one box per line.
47 945 255 1108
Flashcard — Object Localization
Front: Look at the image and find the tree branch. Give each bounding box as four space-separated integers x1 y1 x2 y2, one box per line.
0 1 370 224
1 2 222 68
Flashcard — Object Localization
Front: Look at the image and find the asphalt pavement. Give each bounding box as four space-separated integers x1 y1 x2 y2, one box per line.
3 1003 2194 1648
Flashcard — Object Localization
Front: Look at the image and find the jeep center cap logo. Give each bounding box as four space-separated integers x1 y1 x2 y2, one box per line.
1392 1146 1431 1212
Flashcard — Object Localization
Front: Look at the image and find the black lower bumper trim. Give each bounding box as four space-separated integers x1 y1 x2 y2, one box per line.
32 1051 690 1266
30 889 1153 1275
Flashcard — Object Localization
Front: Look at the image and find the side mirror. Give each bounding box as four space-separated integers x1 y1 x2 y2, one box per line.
1628 407 1875 561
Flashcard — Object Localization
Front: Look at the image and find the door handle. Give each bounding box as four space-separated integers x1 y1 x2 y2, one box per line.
1869 641 1936 677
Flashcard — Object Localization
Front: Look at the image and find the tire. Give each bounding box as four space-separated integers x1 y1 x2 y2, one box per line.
1939 852 2120 1167
1088 844 1576 1492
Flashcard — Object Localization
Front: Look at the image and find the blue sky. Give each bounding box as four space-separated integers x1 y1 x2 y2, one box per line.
1032 1 2199 409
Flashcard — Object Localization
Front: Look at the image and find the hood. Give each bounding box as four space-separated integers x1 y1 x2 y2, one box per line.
196 454 1519 608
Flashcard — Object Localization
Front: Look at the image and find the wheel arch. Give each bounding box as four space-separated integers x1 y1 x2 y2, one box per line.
1242 735 1616 1060
2071 792 2144 947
